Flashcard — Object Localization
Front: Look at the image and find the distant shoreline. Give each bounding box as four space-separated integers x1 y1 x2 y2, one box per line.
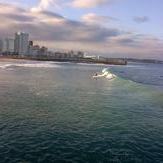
0 55 127 65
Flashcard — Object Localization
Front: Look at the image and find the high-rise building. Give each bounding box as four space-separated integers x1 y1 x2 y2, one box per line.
6 38 14 53
14 32 29 55
0 40 3 52
2 39 7 52
0 38 14 53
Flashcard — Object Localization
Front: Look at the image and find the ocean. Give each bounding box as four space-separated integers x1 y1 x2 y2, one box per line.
0 60 163 163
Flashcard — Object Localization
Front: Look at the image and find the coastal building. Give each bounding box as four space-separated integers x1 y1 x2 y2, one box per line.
28 41 34 55
28 40 48 56
40 46 48 56
55 52 67 58
6 38 14 53
66 50 84 58
98 56 108 61
67 51 73 58
47 51 55 57
0 40 3 52
84 54 97 59
77 51 84 58
0 38 14 54
14 32 29 55
2 39 7 52
32 45 40 56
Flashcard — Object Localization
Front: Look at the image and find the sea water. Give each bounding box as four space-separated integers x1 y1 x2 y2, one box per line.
0 60 163 162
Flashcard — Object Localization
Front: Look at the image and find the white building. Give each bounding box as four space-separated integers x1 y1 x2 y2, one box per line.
0 38 14 53
84 54 97 59
6 38 14 53
14 32 29 55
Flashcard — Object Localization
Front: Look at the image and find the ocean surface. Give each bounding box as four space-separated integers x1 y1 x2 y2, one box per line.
0 60 163 163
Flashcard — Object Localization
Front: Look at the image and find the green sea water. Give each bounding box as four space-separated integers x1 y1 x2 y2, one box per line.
0 61 163 162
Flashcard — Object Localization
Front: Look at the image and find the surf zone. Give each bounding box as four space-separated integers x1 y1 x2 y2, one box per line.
93 68 116 80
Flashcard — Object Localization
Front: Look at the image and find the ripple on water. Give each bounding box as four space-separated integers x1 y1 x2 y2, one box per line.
0 62 163 162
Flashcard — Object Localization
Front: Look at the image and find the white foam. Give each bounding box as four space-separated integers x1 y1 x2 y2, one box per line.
102 68 108 73
106 73 116 80
0 64 12 69
93 68 116 80
0 62 61 69
16 63 60 68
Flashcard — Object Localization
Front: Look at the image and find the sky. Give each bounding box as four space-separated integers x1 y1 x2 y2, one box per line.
0 0 163 59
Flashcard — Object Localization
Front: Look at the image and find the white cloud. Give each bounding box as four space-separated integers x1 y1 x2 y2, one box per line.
31 0 116 10
81 13 117 25
31 0 59 12
0 3 163 59
71 0 110 8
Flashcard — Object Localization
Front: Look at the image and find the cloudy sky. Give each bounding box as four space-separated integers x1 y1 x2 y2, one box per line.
0 0 163 59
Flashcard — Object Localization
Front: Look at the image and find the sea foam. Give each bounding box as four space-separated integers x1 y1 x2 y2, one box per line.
0 62 61 69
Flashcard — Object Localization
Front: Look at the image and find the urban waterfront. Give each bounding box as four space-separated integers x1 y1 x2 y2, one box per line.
0 60 163 162
0 32 127 65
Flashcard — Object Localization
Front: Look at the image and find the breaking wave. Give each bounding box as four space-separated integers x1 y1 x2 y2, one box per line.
0 62 61 69
93 68 116 80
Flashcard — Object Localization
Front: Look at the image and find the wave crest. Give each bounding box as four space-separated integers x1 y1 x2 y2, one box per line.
0 62 61 69
93 68 116 80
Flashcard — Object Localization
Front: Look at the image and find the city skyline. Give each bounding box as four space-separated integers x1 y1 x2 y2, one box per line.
0 32 49 56
0 0 163 59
